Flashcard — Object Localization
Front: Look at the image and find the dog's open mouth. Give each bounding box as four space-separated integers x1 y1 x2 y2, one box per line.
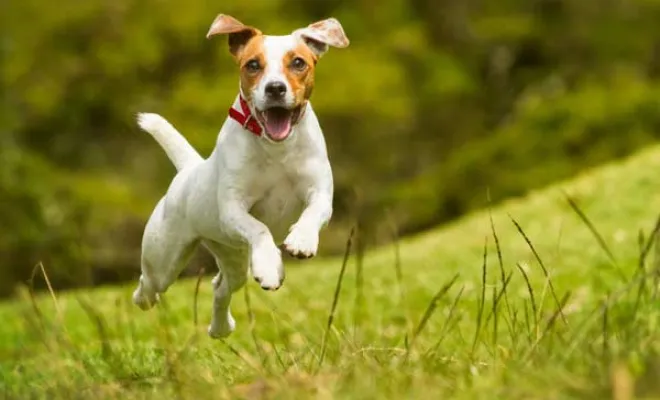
256 106 302 142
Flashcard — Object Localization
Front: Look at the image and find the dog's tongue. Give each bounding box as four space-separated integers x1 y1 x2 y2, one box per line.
264 108 292 140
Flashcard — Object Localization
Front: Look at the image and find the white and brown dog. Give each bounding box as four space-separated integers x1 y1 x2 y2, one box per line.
131 14 349 338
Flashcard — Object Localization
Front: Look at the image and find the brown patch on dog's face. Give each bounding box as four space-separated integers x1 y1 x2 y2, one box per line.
235 35 266 103
282 43 318 106
206 15 350 143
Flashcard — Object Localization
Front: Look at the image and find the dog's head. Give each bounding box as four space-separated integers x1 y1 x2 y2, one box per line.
207 15 349 142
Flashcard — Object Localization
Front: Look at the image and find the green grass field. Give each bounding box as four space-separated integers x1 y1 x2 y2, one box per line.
2 145 660 399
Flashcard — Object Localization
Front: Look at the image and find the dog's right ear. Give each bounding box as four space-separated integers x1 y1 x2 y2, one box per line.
206 14 261 57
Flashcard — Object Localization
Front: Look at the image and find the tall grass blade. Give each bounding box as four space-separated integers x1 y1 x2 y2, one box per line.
35 262 64 321
564 193 621 276
484 272 513 329
653 224 660 300
602 293 610 361
426 286 465 354
524 291 571 360
406 273 460 358
516 262 539 333
353 223 365 334
26 265 49 343
76 296 125 382
389 214 404 304
243 281 268 368
636 214 660 268
317 227 355 371
488 192 513 329
193 266 205 326
635 215 660 308
224 343 264 373
387 211 411 337
491 285 498 348
522 302 532 344
77 296 114 363
510 215 567 325
471 237 488 356
563 267 659 361
26 262 72 351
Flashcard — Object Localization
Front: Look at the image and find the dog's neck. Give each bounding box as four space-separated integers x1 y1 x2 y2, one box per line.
228 95 262 136
229 94 311 144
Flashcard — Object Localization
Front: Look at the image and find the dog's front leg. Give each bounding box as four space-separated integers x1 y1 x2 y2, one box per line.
220 201 284 290
283 185 333 259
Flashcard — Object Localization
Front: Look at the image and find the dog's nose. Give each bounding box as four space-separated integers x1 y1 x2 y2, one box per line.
265 81 287 98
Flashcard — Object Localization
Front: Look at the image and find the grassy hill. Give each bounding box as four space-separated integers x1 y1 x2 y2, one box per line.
2 144 660 399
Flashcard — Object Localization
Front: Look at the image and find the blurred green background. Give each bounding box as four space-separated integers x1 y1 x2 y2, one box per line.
2 0 660 297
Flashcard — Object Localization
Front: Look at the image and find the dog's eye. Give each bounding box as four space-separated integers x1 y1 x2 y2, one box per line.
290 57 306 71
245 59 261 73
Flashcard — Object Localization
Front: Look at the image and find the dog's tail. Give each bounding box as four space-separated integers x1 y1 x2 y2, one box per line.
137 113 203 171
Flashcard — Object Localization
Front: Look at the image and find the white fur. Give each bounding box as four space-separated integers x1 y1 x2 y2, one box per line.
132 34 334 339
137 113 203 170
250 35 298 111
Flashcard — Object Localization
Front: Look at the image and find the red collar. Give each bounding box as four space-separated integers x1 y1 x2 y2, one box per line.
228 96 262 136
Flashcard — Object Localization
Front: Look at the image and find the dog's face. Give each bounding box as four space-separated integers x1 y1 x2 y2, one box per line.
207 15 349 142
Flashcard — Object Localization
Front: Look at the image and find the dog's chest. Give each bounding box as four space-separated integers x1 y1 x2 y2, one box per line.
244 161 304 241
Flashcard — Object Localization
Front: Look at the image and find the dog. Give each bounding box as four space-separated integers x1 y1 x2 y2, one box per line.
131 14 349 339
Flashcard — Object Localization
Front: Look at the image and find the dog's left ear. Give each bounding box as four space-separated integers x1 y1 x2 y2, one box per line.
293 18 350 57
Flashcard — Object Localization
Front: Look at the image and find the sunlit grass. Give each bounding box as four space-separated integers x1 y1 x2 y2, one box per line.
2 145 660 399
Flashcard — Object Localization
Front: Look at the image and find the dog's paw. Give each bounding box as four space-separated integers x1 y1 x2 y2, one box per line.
251 242 285 291
208 313 236 339
132 278 160 310
283 223 319 259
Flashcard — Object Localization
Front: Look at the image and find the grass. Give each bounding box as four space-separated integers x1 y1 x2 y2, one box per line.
3 145 660 399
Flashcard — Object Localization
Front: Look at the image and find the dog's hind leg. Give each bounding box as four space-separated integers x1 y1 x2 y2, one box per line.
132 199 199 310
207 253 248 338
